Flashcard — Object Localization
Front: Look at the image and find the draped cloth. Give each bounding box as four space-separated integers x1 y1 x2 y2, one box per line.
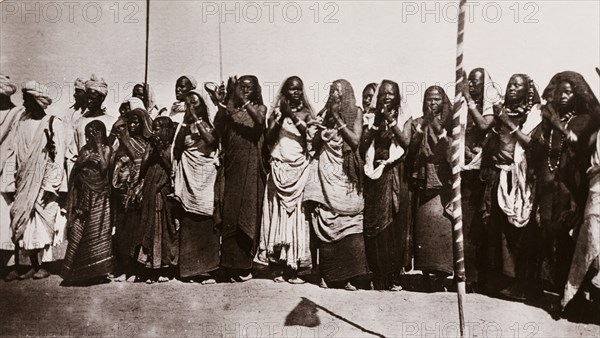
136 153 178 269
0 74 17 96
410 86 454 275
258 115 312 270
173 132 218 217
496 104 542 228
304 134 364 242
363 106 411 180
562 131 600 308
214 107 266 250
172 122 221 277
10 113 65 260
112 137 148 266
532 71 600 292
61 147 114 281
363 134 414 289
0 106 24 254
304 121 369 283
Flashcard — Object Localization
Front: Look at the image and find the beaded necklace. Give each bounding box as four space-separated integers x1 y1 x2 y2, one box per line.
546 111 574 172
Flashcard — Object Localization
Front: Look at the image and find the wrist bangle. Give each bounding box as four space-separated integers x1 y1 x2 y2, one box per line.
218 103 226 109
370 125 379 131
242 101 251 108
387 119 397 128
337 123 347 131
509 126 519 134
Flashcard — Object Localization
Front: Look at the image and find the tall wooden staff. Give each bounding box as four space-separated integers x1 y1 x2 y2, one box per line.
143 0 150 108
451 0 468 336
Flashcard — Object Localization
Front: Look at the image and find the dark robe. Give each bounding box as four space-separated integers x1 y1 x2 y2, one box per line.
214 107 267 270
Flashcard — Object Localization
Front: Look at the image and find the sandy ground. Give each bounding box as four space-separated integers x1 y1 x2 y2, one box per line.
1 270 598 338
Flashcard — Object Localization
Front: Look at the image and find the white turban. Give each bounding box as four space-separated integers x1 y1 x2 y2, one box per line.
22 80 52 109
0 74 17 97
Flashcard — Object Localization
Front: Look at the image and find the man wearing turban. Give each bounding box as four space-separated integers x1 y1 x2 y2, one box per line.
72 74 116 154
0 75 25 281
8 80 66 280
64 77 89 178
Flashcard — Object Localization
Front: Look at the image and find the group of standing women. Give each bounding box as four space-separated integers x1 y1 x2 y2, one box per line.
2 69 599 313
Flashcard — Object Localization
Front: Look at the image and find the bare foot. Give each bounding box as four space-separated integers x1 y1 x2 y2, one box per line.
158 276 169 283
319 278 328 289
112 274 127 282
344 282 357 291
273 276 286 283
200 278 216 285
126 275 137 283
390 284 403 292
19 268 35 280
287 277 306 285
4 270 19 282
33 268 50 279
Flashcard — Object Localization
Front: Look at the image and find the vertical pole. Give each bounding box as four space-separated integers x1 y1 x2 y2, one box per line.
144 0 150 108
451 0 468 336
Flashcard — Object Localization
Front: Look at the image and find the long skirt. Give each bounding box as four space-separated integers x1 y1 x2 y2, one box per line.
364 163 413 290
462 170 485 286
137 196 179 269
414 192 453 275
114 205 141 271
319 233 370 284
221 232 255 271
61 191 114 281
178 212 220 278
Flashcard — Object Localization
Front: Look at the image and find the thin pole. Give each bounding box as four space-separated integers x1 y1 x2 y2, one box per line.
451 0 468 336
218 17 223 83
144 0 150 107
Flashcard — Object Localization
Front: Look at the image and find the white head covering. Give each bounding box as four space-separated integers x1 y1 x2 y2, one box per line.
0 74 17 96
22 80 52 109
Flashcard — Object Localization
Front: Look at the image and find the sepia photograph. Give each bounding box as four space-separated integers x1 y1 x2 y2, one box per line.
0 0 599 336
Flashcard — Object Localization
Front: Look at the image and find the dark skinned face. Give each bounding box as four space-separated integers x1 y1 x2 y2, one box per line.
86 89 104 112
378 83 397 109
127 114 141 136
74 88 87 106
185 93 201 109
285 79 303 105
506 75 527 104
425 89 443 116
468 70 484 99
175 78 193 101
329 82 343 104
238 78 255 102
133 85 145 101
556 81 575 110
362 87 375 111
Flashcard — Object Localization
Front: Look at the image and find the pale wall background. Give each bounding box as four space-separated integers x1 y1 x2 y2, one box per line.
1 0 599 118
